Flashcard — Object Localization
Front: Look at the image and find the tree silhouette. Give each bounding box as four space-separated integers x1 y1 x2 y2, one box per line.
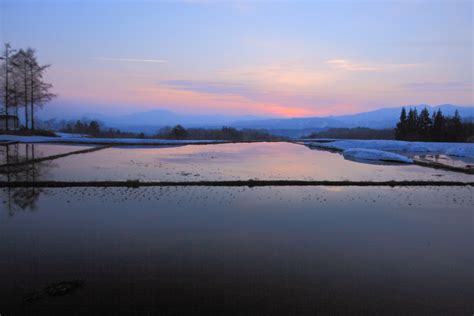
447 110 464 142
10 48 35 129
0 43 17 129
26 50 56 130
432 109 445 141
418 107 432 140
170 125 188 139
405 108 420 140
1 43 56 130
395 107 407 139
395 107 467 142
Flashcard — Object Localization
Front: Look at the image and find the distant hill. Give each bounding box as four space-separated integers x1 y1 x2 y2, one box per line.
332 104 473 128
38 104 473 137
231 104 473 131
39 108 271 132
107 109 268 127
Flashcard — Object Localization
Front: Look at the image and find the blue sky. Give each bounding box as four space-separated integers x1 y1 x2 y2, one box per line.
1 0 472 117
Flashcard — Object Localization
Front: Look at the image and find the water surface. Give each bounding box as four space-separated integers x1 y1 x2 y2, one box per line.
0 143 93 166
2 142 471 182
0 142 472 314
0 186 472 314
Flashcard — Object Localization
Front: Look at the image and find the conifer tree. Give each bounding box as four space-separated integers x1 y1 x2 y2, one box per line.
448 110 464 141
395 107 407 139
418 107 432 140
432 109 446 141
405 108 419 140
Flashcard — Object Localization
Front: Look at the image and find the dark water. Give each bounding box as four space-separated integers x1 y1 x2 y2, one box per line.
1 185 472 315
0 142 472 314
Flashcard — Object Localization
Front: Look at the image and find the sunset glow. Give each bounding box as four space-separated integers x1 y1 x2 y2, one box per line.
1 0 472 118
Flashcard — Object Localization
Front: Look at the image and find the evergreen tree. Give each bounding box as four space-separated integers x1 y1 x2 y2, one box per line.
432 109 446 141
395 107 407 139
418 107 432 140
406 108 414 134
446 110 464 141
406 108 420 140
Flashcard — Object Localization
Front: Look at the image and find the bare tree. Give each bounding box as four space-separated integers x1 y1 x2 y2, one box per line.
2 44 56 131
11 49 34 129
10 47 55 130
0 43 17 130
27 50 56 130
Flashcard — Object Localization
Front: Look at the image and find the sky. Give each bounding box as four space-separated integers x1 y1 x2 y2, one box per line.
1 0 473 118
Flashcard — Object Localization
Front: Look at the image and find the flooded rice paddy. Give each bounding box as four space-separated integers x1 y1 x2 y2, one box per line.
0 143 94 163
1 142 472 182
0 142 472 315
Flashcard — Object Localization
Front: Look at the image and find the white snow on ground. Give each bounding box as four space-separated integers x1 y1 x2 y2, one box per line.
55 132 91 138
0 134 226 145
343 148 413 163
306 139 474 158
445 145 474 158
299 138 339 142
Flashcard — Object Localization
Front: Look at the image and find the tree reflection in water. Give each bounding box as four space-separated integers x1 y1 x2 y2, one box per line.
0 143 54 215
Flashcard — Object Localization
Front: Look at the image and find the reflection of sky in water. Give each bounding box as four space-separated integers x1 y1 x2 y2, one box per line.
0 186 472 314
0 143 93 164
3 142 471 182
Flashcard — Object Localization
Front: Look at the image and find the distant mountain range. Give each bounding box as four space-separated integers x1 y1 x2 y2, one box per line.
232 104 473 131
53 109 270 134
39 104 473 136
102 109 267 127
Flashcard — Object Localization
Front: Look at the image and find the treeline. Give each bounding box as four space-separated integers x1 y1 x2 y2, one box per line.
395 108 471 142
156 125 282 141
58 119 283 141
61 120 101 135
59 119 144 138
305 127 395 140
0 43 55 130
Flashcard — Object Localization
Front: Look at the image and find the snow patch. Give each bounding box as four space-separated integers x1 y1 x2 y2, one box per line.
306 139 474 158
445 146 474 158
342 148 413 164
55 132 91 138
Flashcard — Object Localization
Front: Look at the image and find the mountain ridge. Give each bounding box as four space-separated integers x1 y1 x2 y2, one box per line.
38 104 473 135
231 104 473 130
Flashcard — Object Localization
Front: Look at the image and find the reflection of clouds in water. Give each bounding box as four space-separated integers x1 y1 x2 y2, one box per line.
320 186 346 192
14 142 471 182
1 142 472 214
